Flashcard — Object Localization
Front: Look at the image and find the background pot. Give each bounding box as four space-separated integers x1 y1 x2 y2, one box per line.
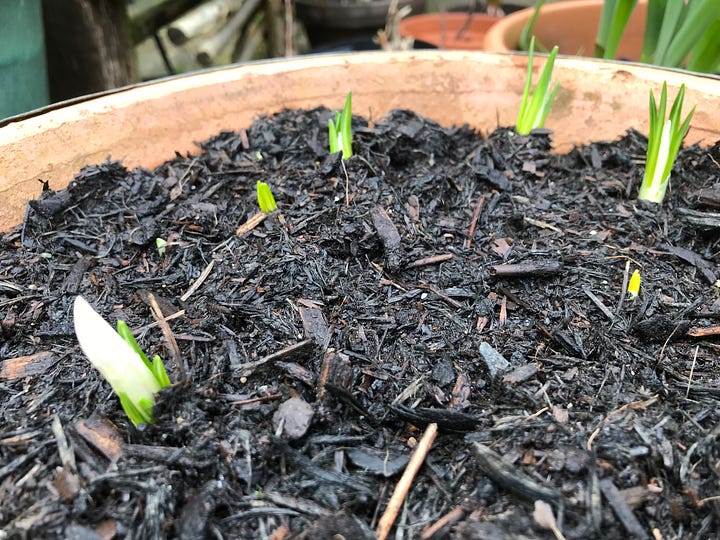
296 0 426 50
1 50 719 231
484 0 648 59
399 13 501 50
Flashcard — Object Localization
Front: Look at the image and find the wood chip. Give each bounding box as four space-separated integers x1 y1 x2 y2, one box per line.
0 351 55 380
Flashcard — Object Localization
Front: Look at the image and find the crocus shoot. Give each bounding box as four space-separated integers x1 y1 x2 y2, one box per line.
73 296 171 426
516 37 560 136
638 82 695 204
256 181 277 213
328 91 353 159
627 269 641 298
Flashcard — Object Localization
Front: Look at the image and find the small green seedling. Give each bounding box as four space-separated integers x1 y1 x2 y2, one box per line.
256 181 277 213
328 91 353 159
638 82 695 204
156 237 167 256
516 37 560 136
73 296 171 426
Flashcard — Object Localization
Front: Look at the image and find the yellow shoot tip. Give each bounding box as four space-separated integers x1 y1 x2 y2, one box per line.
627 269 641 299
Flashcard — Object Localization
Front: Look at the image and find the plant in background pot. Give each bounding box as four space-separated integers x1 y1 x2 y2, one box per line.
485 0 720 73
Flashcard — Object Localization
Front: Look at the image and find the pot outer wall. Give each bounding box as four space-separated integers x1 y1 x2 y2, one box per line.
1 50 719 231
484 0 648 59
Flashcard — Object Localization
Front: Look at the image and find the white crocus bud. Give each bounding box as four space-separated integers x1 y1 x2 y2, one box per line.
651 119 673 198
73 296 161 423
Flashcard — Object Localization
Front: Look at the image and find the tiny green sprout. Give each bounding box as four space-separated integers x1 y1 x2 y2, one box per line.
255 151 263 160
638 82 695 204
73 296 171 426
328 91 353 159
516 37 560 136
156 237 167 256
256 181 277 213
627 269 641 299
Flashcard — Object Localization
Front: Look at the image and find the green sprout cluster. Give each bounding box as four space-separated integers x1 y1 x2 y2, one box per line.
638 82 695 204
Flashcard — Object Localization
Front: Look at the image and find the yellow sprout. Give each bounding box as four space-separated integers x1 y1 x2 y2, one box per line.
627 269 641 299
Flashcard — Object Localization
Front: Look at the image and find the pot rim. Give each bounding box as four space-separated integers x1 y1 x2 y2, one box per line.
3 49 718 130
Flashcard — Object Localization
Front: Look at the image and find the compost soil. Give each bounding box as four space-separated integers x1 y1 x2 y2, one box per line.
1 107 720 539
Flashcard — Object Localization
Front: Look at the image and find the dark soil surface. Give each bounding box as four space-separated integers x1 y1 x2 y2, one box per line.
1 107 720 540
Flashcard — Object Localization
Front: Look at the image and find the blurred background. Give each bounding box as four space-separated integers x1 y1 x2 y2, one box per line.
0 0 554 120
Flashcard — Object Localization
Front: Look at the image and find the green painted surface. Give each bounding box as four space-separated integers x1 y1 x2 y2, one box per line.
0 0 49 119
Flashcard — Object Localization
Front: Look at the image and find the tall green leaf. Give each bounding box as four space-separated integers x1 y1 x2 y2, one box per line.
640 0 667 63
519 0 547 51
595 0 638 59
661 0 720 67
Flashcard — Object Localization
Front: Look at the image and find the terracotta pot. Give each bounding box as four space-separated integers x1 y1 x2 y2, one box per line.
399 13 501 50
1 50 719 231
484 0 647 59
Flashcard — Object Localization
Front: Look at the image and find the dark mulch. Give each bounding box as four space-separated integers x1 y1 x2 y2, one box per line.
1 106 720 539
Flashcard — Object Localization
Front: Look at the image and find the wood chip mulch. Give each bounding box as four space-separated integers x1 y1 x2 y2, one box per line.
1 106 720 539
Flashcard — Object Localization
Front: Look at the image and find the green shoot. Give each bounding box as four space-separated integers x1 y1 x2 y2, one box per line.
595 0 637 59
516 37 560 136
328 92 353 159
638 82 695 204
74 296 171 426
156 237 167 256
256 181 277 213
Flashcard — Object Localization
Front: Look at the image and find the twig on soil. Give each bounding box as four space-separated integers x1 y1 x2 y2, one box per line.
136 309 186 334
148 293 187 381
599 478 649 539
408 253 453 268
586 394 659 451
464 195 485 249
235 211 267 237
583 288 616 322
235 339 314 372
686 324 720 337
376 422 438 540
180 259 215 302
686 345 699 397
471 442 563 503
227 393 283 406
418 284 462 308
489 261 563 278
52 415 78 474
616 259 632 312
420 505 464 539
499 295 507 326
